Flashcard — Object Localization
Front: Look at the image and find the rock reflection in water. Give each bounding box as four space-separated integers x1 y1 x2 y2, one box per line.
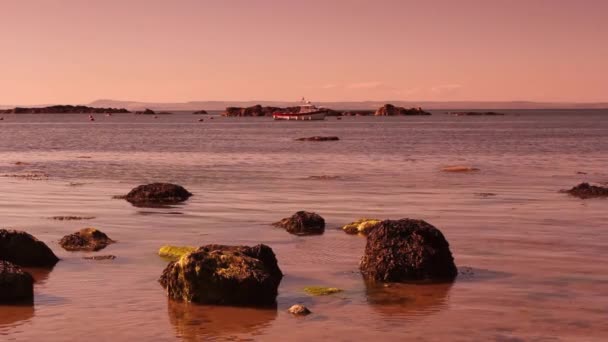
365 280 452 319
167 300 277 341
0 305 35 329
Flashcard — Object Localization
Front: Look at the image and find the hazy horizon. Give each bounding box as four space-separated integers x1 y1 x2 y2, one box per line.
1 0 607 105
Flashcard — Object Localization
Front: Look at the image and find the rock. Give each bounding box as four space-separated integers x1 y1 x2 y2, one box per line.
303 286 343 296
342 218 382 235
566 182 608 199
295 136 340 142
159 244 283 306
124 183 193 205
288 304 311 315
59 228 115 251
0 229 59 267
273 211 325 235
0 105 130 114
375 104 431 116
441 165 479 172
306 175 341 180
223 105 299 117
360 219 457 282
48 216 95 221
135 108 156 115
192 110 208 115
0 261 34 304
83 255 116 261
158 245 196 261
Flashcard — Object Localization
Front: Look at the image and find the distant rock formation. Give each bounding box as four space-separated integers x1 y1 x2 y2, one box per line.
375 104 431 116
135 108 156 115
192 110 208 115
223 105 300 117
0 105 130 114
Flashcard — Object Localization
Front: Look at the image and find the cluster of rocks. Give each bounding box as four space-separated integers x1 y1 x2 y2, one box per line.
0 105 130 114
222 103 431 117
374 104 431 116
0 229 59 303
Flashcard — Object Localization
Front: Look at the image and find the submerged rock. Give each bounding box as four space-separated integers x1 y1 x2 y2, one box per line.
288 304 311 315
49 216 95 221
158 245 196 261
273 211 325 235
341 218 382 235
441 165 479 172
124 183 193 205
303 286 343 296
565 182 608 199
360 219 457 282
59 228 115 251
159 244 283 306
295 136 340 142
0 261 34 304
0 229 59 267
83 255 116 261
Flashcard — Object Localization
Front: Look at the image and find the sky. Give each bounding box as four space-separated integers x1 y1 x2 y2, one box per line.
0 0 607 105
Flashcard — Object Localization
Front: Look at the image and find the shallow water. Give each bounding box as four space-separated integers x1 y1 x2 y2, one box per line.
0 111 607 341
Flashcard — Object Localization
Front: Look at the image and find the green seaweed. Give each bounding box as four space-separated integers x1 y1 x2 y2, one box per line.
158 245 196 261
303 286 343 296
341 218 381 234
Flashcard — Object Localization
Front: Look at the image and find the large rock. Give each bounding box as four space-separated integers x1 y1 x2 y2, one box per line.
375 104 431 116
59 228 115 251
0 261 34 303
566 182 608 199
0 229 59 267
273 211 325 235
360 219 457 282
124 183 192 205
159 244 283 306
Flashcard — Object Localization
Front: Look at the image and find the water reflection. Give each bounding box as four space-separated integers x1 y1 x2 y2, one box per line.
25 267 54 285
0 305 35 328
167 300 277 341
364 280 452 319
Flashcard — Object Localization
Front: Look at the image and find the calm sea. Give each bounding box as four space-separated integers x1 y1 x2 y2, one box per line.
0 110 607 341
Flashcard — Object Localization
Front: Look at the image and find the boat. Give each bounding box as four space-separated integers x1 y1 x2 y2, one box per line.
273 98 326 121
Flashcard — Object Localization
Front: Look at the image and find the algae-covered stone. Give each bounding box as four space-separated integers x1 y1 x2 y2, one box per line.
342 218 382 235
159 244 283 306
360 219 457 282
303 286 343 296
59 228 115 251
273 211 325 236
158 246 196 261
0 229 59 267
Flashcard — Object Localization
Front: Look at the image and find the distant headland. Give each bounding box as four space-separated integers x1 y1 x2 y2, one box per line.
0 105 130 114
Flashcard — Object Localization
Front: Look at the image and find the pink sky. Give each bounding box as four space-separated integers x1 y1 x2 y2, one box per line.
0 0 606 105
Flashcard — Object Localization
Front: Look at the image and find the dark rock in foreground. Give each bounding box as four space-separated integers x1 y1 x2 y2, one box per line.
124 183 192 205
375 104 431 116
159 244 283 306
0 105 130 114
566 182 608 199
360 219 457 282
273 211 325 235
295 136 340 142
0 261 34 304
59 228 115 251
0 229 59 267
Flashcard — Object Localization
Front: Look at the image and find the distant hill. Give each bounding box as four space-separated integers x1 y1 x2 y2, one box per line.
89 99 608 111
2 99 607 111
